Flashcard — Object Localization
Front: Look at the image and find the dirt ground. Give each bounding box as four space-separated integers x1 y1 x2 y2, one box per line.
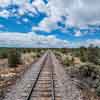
54 52 100 100
0 52 38 99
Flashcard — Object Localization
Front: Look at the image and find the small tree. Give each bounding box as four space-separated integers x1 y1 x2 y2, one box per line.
0 51 8 58
79 46 88 62
88 44 99 64
8 49 21 67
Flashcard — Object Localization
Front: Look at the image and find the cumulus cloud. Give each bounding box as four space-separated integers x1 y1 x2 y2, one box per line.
68 0 100 26
50 0 100 26
0 0 29 9
1 0 100 28
32 0 49 14
33 0 100 36
22 18 29 22
33 0 68 32
0 0 11 7
0 0 100 37
0 0 27 6
0 32 69 48
33 17 59 32
85 39 100 47
0 9 10 18
74 31 82 37
0 0 48 17
72 39 100 47
0 32 99 48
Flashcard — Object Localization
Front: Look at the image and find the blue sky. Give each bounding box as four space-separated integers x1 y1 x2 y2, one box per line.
0 0 100 48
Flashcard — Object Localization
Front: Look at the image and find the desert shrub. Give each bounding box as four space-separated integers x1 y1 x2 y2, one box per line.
96 84 100 96
63 59 70 66
88 45 100 65
8 49 21 67
0 51 8 58
36 53 41 58
0 48 8 58
55 52 61 58
79 64 99 78
63 57 74 66
0 90 5 99
95 59 100 65
95 80 100 96
79 47 88 62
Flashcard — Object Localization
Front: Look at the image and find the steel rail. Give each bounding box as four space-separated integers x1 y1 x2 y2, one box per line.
26 53 56 100
50 54 56 100
26 54 48 100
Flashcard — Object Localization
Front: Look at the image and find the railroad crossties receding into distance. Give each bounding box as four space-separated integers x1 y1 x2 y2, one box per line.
3 51 82 100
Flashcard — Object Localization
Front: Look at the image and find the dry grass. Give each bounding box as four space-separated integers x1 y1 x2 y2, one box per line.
0 52 37 96
81 89 100 100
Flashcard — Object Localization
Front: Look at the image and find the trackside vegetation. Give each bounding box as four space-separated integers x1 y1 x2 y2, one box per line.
54 45 100 97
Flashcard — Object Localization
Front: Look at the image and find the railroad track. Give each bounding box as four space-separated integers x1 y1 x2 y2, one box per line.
26 53 61 100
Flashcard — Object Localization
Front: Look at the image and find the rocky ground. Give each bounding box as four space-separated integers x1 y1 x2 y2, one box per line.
51 52 83 100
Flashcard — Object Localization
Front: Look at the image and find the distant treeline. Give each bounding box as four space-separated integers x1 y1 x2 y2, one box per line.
0 48 47 67
0 48 48 58
55 45 100 65
0 46 100 65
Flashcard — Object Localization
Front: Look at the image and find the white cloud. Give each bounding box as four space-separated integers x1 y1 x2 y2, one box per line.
68 0 100 26
32 0 100 35
0 0 100 37
0 0 48 17
22 18 29 22
85 39 100 47
47 0 100 26
32 0 49 14
0 0 11 7
0 32 69 48
0 9 10 18
0 24 4 28
33 0 68 32
17 0 49 16
33 17 59 32
1 0 100 27
72 39 100 47
13 0 27 5
0 33 99 48
18 8 25 16
0 0 27 6
74 31 82 37
19 2 37 14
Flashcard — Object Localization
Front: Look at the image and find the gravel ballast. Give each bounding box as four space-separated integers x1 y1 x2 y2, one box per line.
51 52 83 100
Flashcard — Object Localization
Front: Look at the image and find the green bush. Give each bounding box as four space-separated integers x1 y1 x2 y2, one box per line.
96 85 100 96
63 59 70 66
0 90 5 99
88 45 100 64
79 64 99 79
63 57 74 66
0 48 8 58
36 53 41 58
8 49 21 67
0 52 8 58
